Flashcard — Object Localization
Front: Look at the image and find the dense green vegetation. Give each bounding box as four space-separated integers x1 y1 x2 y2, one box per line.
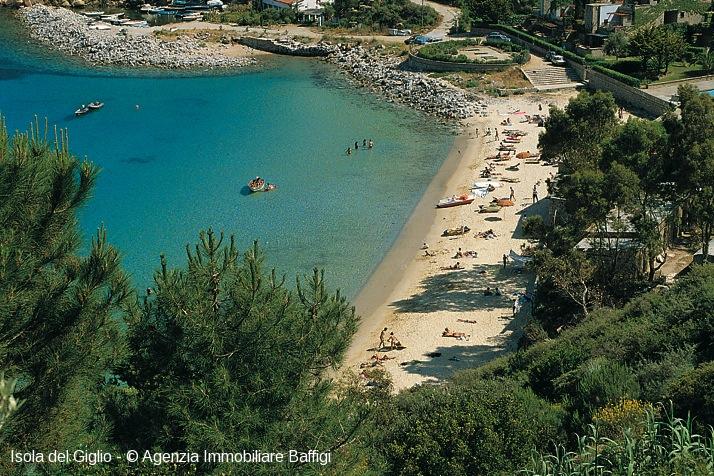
331 0 439 31
205 4 296 26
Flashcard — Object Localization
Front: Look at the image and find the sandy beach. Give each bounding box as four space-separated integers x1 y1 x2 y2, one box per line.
347 90 579 391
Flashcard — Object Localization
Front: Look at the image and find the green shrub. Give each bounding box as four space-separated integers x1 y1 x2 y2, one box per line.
571 358 641 419
522 215 546 240
667 361 714 428
380 381 564 475
592 64 642 88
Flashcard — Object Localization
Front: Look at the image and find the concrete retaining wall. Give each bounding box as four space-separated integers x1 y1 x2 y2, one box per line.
585 68 673 116
405 53 513 72
237 37 332 57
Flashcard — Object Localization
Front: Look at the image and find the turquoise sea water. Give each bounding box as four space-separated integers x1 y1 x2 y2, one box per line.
0 12 454 297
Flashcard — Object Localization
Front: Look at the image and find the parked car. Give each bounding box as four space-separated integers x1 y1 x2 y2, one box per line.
406 35 430 45
486 32 510 42
550 54 566 66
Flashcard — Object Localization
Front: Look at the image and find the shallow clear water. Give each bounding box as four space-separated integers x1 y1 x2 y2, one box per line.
0 12 454 297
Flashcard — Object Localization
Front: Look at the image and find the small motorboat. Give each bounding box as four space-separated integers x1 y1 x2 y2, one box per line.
75 105 90 116
248 177 266 192
83 11 105 17
180 12 202 21
437 194 475 209
88 101 104 110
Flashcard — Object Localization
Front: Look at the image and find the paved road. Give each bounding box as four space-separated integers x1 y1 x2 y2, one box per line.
419 0 459 38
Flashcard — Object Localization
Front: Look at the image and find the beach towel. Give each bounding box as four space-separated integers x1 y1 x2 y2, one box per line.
509 250 533 267
471 187 489 198
496 199 514 207
473 181 501 189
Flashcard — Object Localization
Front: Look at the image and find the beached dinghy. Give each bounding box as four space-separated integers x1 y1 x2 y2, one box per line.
436 194 475 209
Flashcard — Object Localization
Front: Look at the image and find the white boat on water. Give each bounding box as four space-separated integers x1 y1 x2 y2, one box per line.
139 3 153 12
123 20 149 27
181 13 202 21
100 13 124 21
83 11 105 17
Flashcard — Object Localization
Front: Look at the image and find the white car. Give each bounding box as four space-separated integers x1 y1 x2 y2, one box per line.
550 54 566 66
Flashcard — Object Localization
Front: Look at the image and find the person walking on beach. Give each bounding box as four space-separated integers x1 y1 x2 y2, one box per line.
495 128 499 140
532 184 539 203
379 327 387 349
503 253 508 269
509 186 515 201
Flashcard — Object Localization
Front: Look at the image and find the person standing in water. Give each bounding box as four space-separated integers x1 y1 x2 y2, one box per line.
346 147 352 155
363 139 367 147
368 139 374 149
354 141 359 150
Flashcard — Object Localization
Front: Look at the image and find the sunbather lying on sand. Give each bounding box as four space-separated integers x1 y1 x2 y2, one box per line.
371 353 395 362
457 319 479 324
442 328 469 339
442 262 464 270
477 229 497 239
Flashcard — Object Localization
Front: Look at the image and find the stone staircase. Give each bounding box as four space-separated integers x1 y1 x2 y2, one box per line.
520 66 582 91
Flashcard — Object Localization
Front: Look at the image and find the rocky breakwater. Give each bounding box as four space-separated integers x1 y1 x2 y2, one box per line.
238 36 337 57
19 5 255 69
326 45 478 120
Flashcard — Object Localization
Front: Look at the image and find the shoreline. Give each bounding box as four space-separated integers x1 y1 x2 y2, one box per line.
346 92 578 391
349 115 487 367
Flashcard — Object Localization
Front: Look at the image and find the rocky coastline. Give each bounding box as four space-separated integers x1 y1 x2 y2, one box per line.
326 45 479 120
19 5 255 69
17 4 478 118
240 37 479 119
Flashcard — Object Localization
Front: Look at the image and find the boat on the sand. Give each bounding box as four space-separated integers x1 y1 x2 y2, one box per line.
437 193 475 208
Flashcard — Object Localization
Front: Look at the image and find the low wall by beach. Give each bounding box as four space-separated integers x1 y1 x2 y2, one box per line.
404 53 513 73
238 37 335 57
585 68 673 116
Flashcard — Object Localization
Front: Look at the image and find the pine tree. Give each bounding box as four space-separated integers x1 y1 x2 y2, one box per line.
0 117 131 461
106 231 362 474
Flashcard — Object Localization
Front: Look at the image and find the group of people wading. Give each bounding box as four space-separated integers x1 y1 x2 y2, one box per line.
346 138 374 155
